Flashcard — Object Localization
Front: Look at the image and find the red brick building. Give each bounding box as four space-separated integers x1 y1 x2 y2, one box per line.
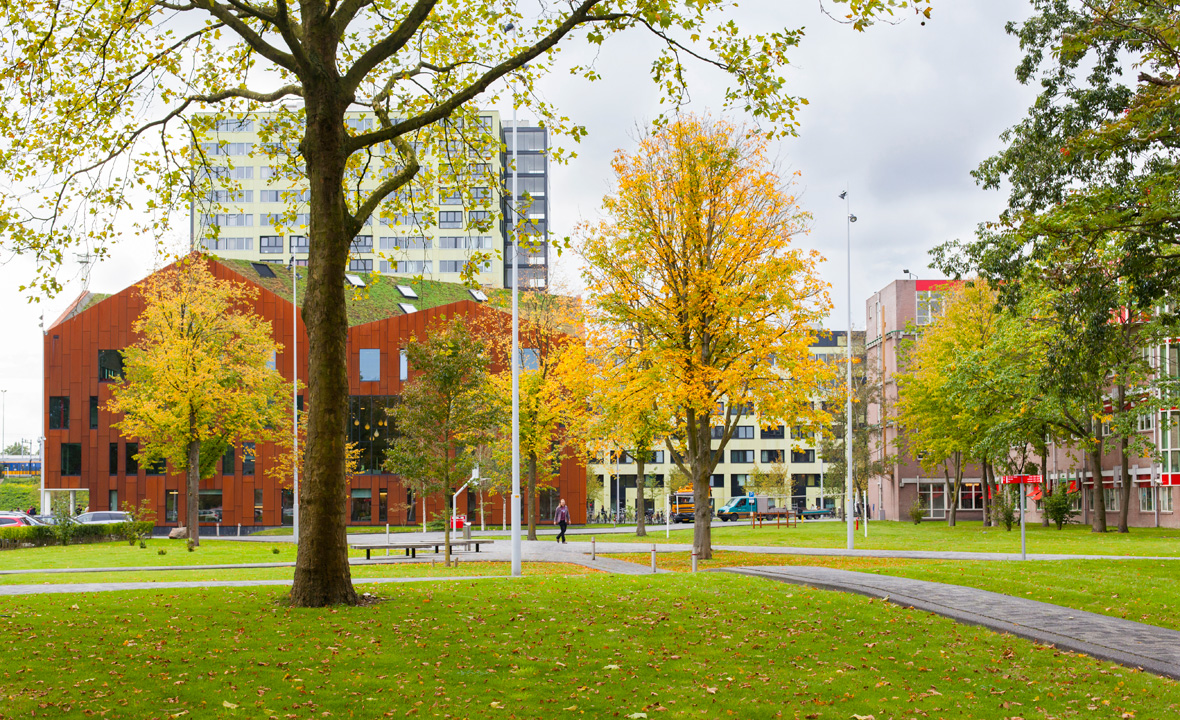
42 255 585 531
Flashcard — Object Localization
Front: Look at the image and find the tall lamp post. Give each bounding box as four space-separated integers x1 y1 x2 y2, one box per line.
503 20 522 577
2 388 7 455
839 190 856 551
288 257 301 544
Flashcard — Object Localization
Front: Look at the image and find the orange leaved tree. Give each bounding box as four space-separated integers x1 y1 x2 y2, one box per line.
108 256 290 546
581 116 831 559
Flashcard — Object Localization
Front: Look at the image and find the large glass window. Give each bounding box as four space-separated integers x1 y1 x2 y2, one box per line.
49 396 69 429
146 457 166 476
165 490 178 522
729 450 754 464
198 490 223 523
439 211 463 228
61 443 82 476
260 235 284 254
242 442 255 476
222 447 235 476
90 396 99 430
281 489 294 525
918 482 946 519
790 449 816 464
109 442 118 475
254 489 264 524
351 489 373 522
1103 487 1120 512
960 483 984 510
348 396 398 474
916 291 946 326
1163 488 1175 513
734 426 754 440
760 449 784 464
1140 487 1155 513
359 349 381 382
125 443 138 474
98 349 125 381
399 350 408 381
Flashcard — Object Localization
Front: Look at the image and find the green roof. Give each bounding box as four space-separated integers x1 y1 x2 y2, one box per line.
214 257 511 327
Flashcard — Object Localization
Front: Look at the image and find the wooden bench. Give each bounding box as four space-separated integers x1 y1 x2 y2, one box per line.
352 539 494 560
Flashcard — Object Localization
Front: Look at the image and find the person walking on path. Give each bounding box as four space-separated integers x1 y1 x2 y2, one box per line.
554 499 570 543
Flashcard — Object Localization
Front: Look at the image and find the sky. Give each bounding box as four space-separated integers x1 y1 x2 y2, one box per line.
0 0 1038 446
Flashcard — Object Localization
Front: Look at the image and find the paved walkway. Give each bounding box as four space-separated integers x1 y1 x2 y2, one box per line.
724 565 1180 680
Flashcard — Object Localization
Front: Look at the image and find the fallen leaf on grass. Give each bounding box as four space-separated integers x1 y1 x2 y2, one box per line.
603 664 621 670
625 714 648 719
490 702 503 709
222 700 238 709
705 687 717 695
852 715 875 720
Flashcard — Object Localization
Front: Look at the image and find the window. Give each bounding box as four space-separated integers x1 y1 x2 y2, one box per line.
730 449 754 464
761 449 784 464
165 490 179 523
506 130 546 152
242 442 255 476
439 260 464 274
109 443 118 475
49 396 69 429
359 349 381 382
348 396 398 473
350 235 373 252
520 348 540 370
200 141 253 156
916 290 946 326
960 483 984 510
386 260 432 274
1139 413 1155 432
1140 487 1155 513
349 259 373 272
203 236 253 251
90 396 99 430
109 489 118 512
61 443 81 476
146 457 166 476
1103 487 1120 512
282 489 294 525
761 425 785 440
439 189 463 205
125 443 139 474
918 482 946 519
468 211 491 228
214 118 254 132
650 450 665 465
254 489 264 524
734 426 754 439
791 449 816 464
208 189 252 203
351 489 373 522
710 426 724 440
98 349 124 380
198 490 223 523
260 235 284 254
380 235 430 250
711 474 724 488
222 447 235 476
206 212 253 227
731 474 749 494
439 211 463 228
1163 488 1174 513
290 235 309 252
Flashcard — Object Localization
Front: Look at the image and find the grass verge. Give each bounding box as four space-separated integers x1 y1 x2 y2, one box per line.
3 573 1177 719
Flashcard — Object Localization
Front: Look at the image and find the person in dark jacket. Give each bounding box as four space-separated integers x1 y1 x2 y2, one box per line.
554 499 570 543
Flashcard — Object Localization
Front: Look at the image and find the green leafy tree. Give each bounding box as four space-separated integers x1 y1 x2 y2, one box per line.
385 317 501 565
0 0 928 604
107 255 290 547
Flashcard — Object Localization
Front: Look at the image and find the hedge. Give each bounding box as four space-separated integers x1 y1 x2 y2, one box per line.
0 521 154 549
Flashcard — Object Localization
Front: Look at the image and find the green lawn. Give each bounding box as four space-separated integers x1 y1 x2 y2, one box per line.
2 573 1176 718
576 519 1180 556
0 538 496 571
0 561 596 585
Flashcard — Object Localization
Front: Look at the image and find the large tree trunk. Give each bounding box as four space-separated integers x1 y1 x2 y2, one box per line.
692 419 713 560
1117 384 1132 534
980 459 991 527
527 453 538 540
1090 422 1108 533
947 451 962 527
1040 443 1050 527
289 84 358 607
186 438 200 547
635 457 647 536
444 489 452 566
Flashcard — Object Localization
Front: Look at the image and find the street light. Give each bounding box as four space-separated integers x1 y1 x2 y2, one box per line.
839 190 855 551
2 388 7 455
288 256 301 544
503 19 522 577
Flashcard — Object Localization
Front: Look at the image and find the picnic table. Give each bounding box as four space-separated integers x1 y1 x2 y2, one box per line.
351 539 495 560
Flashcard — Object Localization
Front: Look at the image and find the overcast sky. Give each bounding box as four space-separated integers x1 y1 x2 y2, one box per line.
0 0 1037 446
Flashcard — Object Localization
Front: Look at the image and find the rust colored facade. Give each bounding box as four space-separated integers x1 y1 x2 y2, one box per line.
43 256 585 531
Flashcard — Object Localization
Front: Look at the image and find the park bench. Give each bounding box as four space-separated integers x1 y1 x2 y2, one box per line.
351 539 495 560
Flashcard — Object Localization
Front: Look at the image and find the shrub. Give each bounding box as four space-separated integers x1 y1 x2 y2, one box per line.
272 547 280 554
118 498 158 545
425 511 448 532
0 520 154 549
1042 482 1079 530
991 488 1017 531
907 497 926 525
158 548 167 556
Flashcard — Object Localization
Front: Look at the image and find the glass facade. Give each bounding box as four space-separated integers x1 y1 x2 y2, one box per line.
199 490 223 522
348 396 398 474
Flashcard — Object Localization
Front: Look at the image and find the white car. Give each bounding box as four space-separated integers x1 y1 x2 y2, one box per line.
73 511 133 525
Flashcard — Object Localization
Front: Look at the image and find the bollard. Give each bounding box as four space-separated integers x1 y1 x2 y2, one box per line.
237 523 241 536
217 523 221 537
650 544 657 573
431 558 436 568
385 523 390 543
691 548 698 573
591 536 596 561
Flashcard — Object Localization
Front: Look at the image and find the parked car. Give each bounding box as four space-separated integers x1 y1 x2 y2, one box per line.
0 512 44 527
33 514 57 525
73 511 133 525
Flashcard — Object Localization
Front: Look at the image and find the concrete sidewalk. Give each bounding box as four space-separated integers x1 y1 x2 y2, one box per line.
724 565 1180 681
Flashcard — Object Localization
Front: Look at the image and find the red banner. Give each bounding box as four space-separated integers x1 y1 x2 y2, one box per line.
1000 474 1043 484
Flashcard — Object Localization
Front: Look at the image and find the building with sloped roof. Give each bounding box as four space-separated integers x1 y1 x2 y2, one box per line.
42 254 584 532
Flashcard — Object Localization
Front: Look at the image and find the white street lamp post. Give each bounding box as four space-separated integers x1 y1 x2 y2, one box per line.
840 190 856 551
503 22 522 577
289 257 300 544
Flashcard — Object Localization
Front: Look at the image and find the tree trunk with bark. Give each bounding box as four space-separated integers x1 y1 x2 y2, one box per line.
1090 416 1108 533
186 437 200 547
947 451 963 527
289 82 359 607
981 459 991 527
527 453 538 540
691 419 714 560
635 457 647 536
1117 383 1133 534
1040 446 1050 527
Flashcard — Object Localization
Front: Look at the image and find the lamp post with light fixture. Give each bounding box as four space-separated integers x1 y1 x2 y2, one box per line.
839 190 856 551
502 20 522 577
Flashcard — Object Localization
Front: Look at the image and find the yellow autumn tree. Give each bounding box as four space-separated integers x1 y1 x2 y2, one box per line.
485 288 588 540
108 255 291 546
581 116 832 559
